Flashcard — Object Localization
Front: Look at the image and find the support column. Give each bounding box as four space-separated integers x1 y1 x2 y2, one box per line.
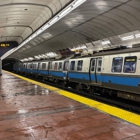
0 59 2 76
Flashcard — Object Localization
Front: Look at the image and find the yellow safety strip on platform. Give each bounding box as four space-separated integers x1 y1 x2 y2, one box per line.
4 70 140 126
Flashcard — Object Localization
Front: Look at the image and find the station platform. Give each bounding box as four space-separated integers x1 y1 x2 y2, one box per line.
0 71 140 140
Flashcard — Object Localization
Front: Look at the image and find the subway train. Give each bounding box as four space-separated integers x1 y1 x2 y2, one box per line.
13 47 140 102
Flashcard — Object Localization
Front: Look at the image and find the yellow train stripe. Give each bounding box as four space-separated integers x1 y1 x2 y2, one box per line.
4 70 140 126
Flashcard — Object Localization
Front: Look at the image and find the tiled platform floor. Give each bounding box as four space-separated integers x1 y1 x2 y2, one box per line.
0 71 140 140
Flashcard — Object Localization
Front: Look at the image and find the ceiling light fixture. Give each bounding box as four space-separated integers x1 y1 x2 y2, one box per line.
135 34 140 38
50 16 59 24
121 35 134 41
101 40 110 45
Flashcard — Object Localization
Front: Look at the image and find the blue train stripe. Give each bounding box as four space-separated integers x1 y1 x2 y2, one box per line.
26 69 32 73
50 71 66 77
20 69 140 87
32 69 38 74
68 72 139 87
68 72 90 80
39 70 48 75
21 68 26 72
101 75 139 87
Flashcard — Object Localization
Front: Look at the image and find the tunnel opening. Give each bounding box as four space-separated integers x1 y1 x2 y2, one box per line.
2 58 20 72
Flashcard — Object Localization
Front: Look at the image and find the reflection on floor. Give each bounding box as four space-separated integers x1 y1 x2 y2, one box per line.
0 71 140 140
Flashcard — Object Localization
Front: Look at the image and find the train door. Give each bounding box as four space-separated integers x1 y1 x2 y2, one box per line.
63 61 69 80
96 57 102 84
48 62 52 76
90 57 102 85
37 62 40 74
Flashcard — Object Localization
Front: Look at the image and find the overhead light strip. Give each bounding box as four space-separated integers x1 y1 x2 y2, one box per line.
1 0 86 60
101 40 111 45
135 34 140 38
121 35 134 41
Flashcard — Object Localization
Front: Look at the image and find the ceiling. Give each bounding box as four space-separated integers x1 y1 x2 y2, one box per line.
0 0 72 43
2 0 140 59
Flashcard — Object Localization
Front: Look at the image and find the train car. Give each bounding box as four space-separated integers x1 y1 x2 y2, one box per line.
18 63 22 73
31 62 39 76
20 62 27 74
68 57 91 90
49 59 69 86
14 47 140 102
96 49 140 102
26 62 33 75
67 48 140 102
38 61 49 79
13 62 19 72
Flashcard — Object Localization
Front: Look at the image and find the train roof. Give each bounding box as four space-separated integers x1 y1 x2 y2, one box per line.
19 47 140 63
69 47 140 60
92 47 140 57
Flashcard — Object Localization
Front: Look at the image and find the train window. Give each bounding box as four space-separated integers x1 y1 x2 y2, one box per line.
42 63 46 69
112 57 123 73
36 64 38 69
70 61 75 70
38 63 40 69
33 64 35 69
28 64 30 69
77 60 83 71
31 64 33 69
91 59 95 71
23 64 25 68
63 61 69 71
123 56 137 73
97 58 102 72
54 62 58 70
49 62 52 69
58 62 62 70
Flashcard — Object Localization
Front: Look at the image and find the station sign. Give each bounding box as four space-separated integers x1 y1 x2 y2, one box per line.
0 43 10 47
0 41 18 57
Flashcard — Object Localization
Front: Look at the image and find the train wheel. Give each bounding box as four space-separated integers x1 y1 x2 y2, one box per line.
76 84 82 92
54 79 59 84
88 87 94 94
60 81 66 87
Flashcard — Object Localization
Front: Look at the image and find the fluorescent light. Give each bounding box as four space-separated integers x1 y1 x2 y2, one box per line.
60 7 72 17
60 0 86 17
80 45 87 49
73 0 86 7
50 16 59 25
127 45 132 48
36 29 42 35
101 40 110 45
42 24 49 30
121 35 134 41
69 45 87 51
135 34 140 38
